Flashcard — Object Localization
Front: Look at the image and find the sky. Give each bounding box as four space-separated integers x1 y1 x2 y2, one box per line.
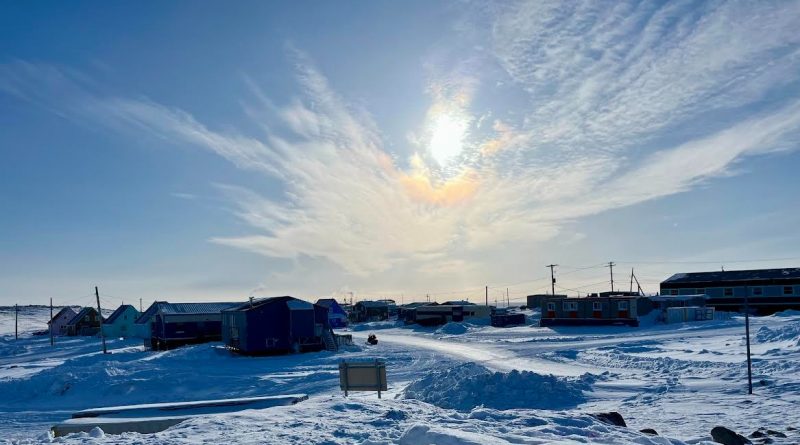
2 0 800 307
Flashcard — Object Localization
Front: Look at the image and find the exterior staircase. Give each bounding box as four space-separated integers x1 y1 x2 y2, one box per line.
322 328 338 351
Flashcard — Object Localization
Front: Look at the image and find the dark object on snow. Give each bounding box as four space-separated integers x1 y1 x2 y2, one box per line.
766 430 786 438
591 412 626 427
640 428 658 436
491 312 526 327
711 426 752 445
367 334 378 345
750 431 765 438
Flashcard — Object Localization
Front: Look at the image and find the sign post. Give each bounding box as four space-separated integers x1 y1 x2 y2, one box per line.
339 360 387 398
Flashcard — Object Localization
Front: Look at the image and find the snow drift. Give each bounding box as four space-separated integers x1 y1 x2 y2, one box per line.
756 322 800 346
402 363 591 411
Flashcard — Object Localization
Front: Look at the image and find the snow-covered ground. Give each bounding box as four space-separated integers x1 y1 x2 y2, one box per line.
1 306 799 444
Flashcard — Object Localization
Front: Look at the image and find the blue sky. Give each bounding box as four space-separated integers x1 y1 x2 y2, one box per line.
2 1 800 307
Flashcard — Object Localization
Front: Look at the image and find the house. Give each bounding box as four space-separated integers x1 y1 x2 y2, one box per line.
48 307 77 336
65 307 102 336
147 301 241 350
397 302 428 320
222 296 331 355
540 296 639 327
404 304 492 326
526 294 567 310
102 304 141 338
316 298 348 328
660 268 800 314
352 301 389 322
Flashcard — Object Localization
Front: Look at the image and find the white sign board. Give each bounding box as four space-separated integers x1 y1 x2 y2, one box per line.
339 360 387 398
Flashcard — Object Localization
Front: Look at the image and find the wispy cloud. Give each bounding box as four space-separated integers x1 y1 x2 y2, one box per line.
1 0 799 283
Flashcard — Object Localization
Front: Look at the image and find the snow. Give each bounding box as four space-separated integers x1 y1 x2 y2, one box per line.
403 363 592 410
2 306 800 444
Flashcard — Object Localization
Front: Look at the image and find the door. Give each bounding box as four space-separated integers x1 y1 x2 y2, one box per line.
452 307 464 322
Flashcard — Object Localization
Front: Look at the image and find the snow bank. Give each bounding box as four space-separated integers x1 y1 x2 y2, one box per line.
349 320 402 332
756 322 800 345
398 424 496 445
435 323 469 335
403 363 591 411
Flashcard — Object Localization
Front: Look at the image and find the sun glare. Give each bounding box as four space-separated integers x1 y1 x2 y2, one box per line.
429 112 468 166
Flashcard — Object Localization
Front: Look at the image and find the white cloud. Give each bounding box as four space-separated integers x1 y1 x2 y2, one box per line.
2 0 800 286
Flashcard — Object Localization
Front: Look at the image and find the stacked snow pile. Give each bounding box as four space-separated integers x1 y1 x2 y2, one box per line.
435 323 469 335
756 322 800 346
403 363 591 411
350 320 401 332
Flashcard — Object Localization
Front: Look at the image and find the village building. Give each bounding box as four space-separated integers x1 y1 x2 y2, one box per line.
539 296 639 327
315 298 348 328
404 303 492 326
144 301 241 350
660 268 800 314
222 296 332 355
101 304 141 338
65 307 102 336
48 307 77 336
352 301 389 322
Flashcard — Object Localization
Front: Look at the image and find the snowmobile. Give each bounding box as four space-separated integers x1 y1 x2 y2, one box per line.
366 334 378 345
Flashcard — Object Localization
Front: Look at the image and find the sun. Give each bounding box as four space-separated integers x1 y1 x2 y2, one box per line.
429 112 468 166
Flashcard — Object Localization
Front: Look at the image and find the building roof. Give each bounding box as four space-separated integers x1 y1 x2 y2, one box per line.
225 296 295 312
135 301 241 322
316 298 347 315
104 305 139 325
315 298 339 308
48 307 77 325
135 301 165 324
661 268 800 285
66 307 98 326
356 300 388 308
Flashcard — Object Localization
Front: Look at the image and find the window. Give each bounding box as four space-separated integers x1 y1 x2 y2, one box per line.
724 288 733 297
618 301 629 310
752 287 763 296
592 302 602 311
784 286 793 295
546 302 556 311
563 301 578 311
670 289 679 295
695 288 705 295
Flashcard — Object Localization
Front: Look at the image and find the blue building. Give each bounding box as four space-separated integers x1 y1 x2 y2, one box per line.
660 268 800 314
102 304 140 338
221 296 330 355
315 298 348 328
147 301 241 350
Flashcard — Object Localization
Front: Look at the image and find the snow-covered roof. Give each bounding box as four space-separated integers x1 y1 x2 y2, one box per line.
661 268 800 285
356 301 388 308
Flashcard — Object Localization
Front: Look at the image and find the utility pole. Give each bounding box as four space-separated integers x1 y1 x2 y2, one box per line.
95 286 108 354
485 286 488 306
15 304 18 340
50 298 54 346
507 288 510 307
744 285 753 395
546 264 558 295
607 262 616 293
630 268 634 293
